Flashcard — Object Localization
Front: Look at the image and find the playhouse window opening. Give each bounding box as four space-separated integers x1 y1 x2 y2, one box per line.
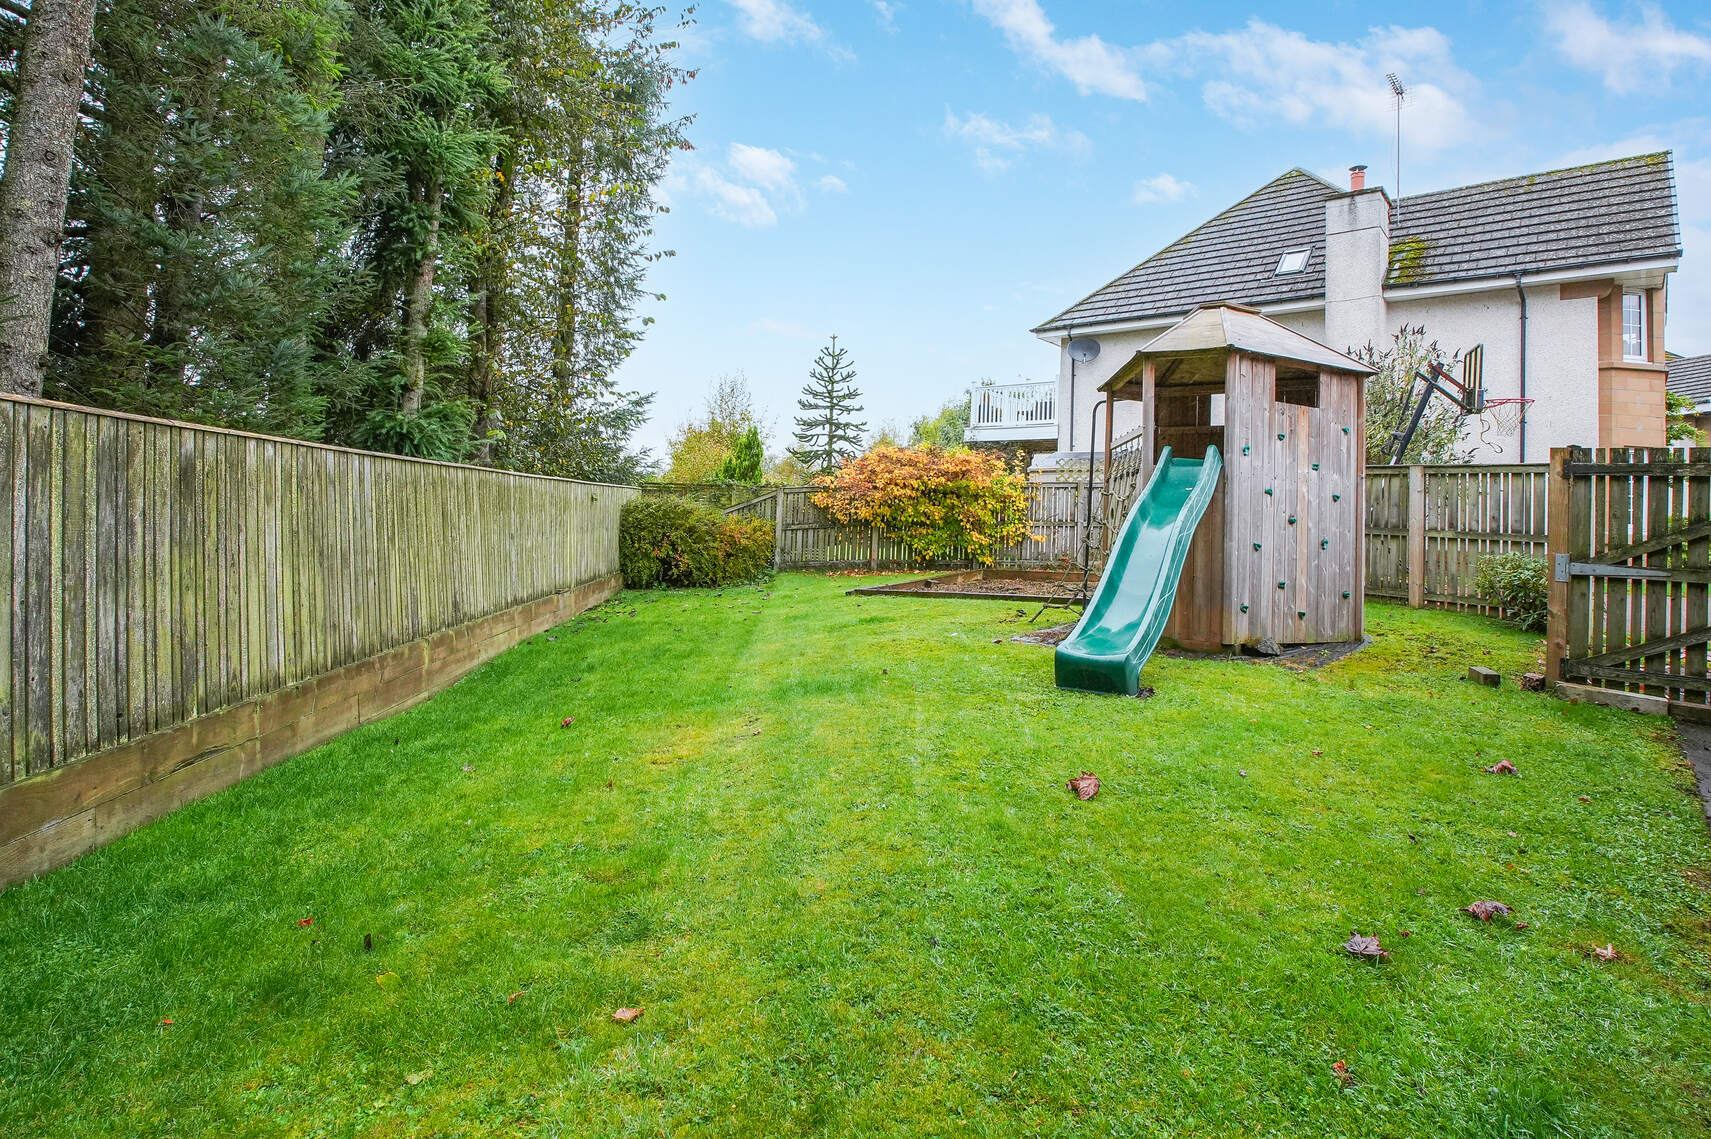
1275 366 1320 408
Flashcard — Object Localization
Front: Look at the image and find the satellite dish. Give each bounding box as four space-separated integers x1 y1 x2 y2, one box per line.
1067 337 1101 363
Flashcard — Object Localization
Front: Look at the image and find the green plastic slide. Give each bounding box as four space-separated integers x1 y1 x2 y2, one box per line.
1054 445 1223 695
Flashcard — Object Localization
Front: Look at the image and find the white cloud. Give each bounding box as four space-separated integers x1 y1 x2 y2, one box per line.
1544 1 1711 94
1132 173 1195 205
1158 21 1476 151
725 0 853 60
680 142 806 228
943 109 1090 173
871 1 899 33
729 143 797 192
692 169 779 228
971 0 1147 99
816 174 849 193
967 8 1476 150
726 0 822 43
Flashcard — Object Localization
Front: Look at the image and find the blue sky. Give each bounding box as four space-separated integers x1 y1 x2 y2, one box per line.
615 0 1711 460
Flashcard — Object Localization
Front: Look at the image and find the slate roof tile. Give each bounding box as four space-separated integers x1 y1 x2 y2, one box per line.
1036 153 1681 334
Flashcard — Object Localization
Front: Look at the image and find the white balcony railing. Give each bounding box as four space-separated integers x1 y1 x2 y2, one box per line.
965 381 1057 443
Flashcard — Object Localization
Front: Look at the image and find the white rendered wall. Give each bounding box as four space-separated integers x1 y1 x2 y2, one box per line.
1386 285 1598 463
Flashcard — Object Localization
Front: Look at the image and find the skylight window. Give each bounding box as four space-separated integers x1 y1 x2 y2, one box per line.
1274 248 1311 275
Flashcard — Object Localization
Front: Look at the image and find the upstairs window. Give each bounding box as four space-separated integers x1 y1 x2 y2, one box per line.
1622 291 1648 361
1274 248 1311 275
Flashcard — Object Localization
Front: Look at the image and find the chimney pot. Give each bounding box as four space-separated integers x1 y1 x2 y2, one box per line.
1349 165 1367 191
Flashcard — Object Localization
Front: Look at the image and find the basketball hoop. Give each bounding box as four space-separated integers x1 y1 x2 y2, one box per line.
1475 397 1533 452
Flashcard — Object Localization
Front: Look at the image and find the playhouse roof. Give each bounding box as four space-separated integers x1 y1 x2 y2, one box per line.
1117 303 1374 379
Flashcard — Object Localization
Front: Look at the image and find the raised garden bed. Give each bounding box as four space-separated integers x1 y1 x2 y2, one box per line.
846 568 1094 604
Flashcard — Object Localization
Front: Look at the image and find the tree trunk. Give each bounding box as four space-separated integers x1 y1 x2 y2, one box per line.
0 0 99 395
549 160 583 391
468 129 515 465
400 187 441 416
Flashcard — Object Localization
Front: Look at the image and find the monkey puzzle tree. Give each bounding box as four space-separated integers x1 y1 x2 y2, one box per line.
790 335 865 475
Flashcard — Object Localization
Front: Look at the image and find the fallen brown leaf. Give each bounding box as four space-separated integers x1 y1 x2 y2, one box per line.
1463 900 1512 922
507 991 523 1005
561 717 575 728
1067 772 1100 800
1342 931 1389 959
1592 943 1619 962
612 1007 643 1023
1483 760 1517 775
1332 1059 1355 1087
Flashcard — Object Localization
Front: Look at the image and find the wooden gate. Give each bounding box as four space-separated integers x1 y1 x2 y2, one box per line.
1547 446 1711 712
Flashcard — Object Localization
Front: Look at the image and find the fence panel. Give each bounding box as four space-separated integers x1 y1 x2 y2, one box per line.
1549 447 1711 709
0 395 634 786
1365 464 1549 611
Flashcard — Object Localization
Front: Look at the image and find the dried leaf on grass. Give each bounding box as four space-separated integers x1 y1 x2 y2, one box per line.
612 1007 643 1023
1463 900 1512 922
1483 760 1517 775
1332 1060 1355 1088
1592 943 1620 962
1066 772 1100 801
1342 931 1389 959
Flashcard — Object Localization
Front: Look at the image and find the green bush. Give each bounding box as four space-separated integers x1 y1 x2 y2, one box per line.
1473 552 1549 632
620 495 774 589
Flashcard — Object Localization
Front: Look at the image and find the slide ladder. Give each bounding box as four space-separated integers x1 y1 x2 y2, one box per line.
1054 445 1223 695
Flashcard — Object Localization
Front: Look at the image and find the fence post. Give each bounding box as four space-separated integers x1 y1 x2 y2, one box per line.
869 525 879 571
772 489 786 571
1407 465 1426 608
1544 447 1581 685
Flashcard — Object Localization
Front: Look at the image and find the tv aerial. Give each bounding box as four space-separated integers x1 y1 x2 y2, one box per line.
1386 72 1407 219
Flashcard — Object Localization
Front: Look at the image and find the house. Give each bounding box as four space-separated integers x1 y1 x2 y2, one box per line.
1669 353 1711 441
968 153 1683 468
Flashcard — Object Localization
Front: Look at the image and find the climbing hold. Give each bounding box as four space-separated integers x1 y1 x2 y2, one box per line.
1288 515 1297 525
1277 432 1286 441
1252 542 1261 551
1277 581 1287 589
1342 426 1350 435
1297 610 1306 619
1264 487 1274 496
1240 603 1249 613
1320 538 1328 549
1242 444 1250 455
1311 463 1320 471
1332 493 1341 502
1342 591 1351 599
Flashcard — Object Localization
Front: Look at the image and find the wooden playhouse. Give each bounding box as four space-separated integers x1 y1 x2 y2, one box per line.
1097 303 1374 651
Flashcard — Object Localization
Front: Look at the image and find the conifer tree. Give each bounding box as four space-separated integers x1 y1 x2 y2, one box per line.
715 424 764 483
791 336 866 474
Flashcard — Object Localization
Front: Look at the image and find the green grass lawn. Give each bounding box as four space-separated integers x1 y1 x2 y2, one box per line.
3 574 1710 1137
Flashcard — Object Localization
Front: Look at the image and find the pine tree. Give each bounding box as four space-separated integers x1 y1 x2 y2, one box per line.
791 336 866 474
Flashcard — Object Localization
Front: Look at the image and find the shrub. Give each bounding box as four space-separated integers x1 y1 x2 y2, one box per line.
1473 552 1549 632
620 495 773 589
812 445 1032 565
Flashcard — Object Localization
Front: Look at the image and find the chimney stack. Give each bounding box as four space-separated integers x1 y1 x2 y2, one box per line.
1349 165 1367 191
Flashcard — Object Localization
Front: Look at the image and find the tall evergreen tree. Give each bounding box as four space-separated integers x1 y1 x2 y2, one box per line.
51 0 352 434
791 335 865 474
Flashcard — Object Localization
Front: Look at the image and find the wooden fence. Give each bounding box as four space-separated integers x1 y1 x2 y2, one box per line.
1365 464 1550 610
723 466 1550 604
1547 447 1711 711
0 394 633 789
726 483 1094 570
